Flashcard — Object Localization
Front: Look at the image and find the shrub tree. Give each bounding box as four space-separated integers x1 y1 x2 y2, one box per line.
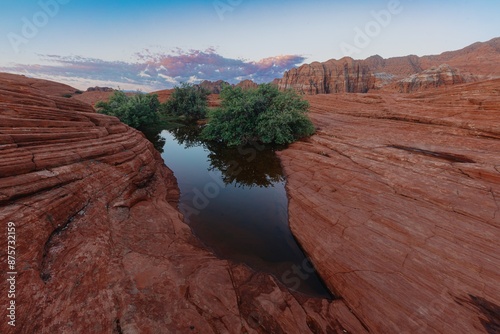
164 83 209 121
202 84 315 146
95 91 161 129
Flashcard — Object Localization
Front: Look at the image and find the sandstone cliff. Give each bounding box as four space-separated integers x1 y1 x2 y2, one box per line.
278 79 500 333
198 80 229 94
397 64 476 93
276 58 375 94
276 37 500 94
236 79 258 90
0 73 367 333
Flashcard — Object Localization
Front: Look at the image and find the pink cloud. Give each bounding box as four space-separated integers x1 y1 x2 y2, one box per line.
0 49 306 90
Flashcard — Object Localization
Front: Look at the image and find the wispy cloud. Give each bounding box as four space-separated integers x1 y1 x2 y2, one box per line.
0 49 306 91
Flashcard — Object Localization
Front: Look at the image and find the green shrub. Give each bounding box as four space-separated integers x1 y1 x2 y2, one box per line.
202 84 315 146
95 91 161 129
164 83 209 121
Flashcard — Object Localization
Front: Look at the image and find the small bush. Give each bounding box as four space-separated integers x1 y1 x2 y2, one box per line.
95 91 161 129
202 84 315 146
62 94 73 98
164 83 209 121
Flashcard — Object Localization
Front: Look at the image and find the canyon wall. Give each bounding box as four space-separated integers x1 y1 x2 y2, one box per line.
275 37 499 94
276 59 375 94
278 79 500 333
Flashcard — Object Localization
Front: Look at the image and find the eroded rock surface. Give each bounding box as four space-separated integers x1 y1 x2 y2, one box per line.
276 58 375 94
397 64 476 93
0 74 366 333
275 37 500 94
278 79 500 333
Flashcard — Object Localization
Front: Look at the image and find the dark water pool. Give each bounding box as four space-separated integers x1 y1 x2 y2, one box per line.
159 126 332 298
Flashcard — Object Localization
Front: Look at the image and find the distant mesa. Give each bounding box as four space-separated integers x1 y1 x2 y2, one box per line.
235 79 258 90
86 86 114 92
198 80 228 94
196 79 258 94
275 37 500 94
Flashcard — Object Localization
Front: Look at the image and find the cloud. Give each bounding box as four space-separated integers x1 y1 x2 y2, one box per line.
0 49 306 91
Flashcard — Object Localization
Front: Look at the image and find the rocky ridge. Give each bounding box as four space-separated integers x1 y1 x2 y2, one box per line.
0 73 366 333
397 64 476 93
275 37 500 94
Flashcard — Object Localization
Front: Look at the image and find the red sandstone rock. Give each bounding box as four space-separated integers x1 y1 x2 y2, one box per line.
277 58 375 94
72 90 116 107
198 80 229 94
278 79 500 333
397 64 476 93
276 37 500 94
150 88 174 104
0 73 365 333
236 79 258 90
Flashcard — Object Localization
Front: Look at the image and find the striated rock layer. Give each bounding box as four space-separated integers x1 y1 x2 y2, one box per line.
0 73 367 333
397 64 476 93
278 79 500 333
276 37 500 94
276 58 375 94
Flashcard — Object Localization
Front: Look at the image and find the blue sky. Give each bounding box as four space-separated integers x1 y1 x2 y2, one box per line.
0 0 499 91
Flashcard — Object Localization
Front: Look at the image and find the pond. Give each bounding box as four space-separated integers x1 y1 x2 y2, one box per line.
158 126 332 298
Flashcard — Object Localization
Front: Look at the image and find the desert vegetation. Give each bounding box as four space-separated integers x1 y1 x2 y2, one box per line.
163 83 210 121
96 83 315 147
202 84 315 145
96 91 161 129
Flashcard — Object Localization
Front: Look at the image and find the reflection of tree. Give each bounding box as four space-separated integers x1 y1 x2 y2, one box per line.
205 141 285 188
140 128 166 153
169 125 204 148
168 125 285 188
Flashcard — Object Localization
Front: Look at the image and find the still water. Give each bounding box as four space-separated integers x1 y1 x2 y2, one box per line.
159 126 332 298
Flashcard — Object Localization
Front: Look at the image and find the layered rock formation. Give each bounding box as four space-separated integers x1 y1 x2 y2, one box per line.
86 86 114 92
198 80 229 94
236 79 258 90
276 58 375 94
397 64 476 93
278 79 500 333
0 74 367 333
275 37 500 94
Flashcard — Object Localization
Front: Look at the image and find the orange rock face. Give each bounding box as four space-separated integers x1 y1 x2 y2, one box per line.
276 37 500 94
236 79 259 90
0 73 369 333
278 79 500 333
277 58 375 94
397 64 476 93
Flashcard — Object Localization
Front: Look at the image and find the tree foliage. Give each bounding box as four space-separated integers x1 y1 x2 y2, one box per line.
202 84 315 146
164 83 209 121
95 91 161 129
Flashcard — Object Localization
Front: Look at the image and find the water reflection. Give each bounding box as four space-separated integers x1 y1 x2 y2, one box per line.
160 126 333 298
169 125 204 148
141 127 166 153
170 125 285 188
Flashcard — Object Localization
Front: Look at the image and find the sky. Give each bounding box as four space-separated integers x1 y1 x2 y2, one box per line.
0 0 499 91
